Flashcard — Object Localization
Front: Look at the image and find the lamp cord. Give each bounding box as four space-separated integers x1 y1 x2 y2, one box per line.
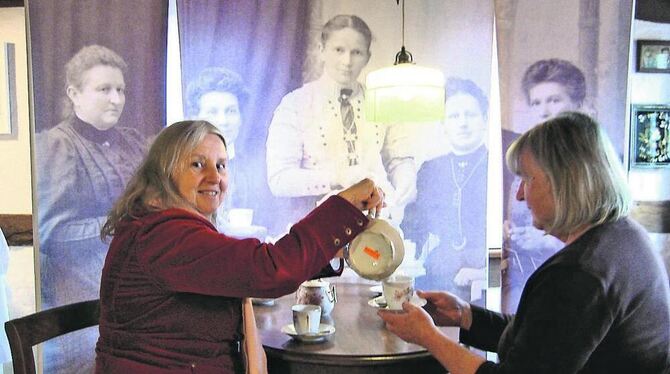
401 0 405 47
394 0 412 64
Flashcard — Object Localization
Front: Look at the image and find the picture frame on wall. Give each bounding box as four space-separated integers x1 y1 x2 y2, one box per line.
636 40 670 73
630 104 670 168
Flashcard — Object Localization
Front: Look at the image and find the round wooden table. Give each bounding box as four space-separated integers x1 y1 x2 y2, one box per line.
254 282 454 373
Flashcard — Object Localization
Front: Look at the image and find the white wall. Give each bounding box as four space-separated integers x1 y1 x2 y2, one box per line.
628 19 670 201
0 11 37 370
0 7 32 214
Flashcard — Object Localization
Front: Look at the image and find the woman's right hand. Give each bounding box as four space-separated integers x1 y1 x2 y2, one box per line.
417 290 473 330
337 178 384 216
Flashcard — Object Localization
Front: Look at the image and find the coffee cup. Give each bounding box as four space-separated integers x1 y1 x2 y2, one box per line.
228 208 253 227
382 275 414 310
292 304 321 335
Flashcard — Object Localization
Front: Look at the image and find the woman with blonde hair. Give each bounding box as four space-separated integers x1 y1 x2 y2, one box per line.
96 120 384 373
380 112 670 373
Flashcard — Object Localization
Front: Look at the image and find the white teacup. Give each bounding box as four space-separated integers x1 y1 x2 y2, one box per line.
292 304 321 335
382 275 414 310
228 208 253 227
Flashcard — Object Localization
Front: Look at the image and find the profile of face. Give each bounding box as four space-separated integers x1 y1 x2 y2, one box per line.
444 93 487 155
67 64 126 131
197 91 242 145
173 134 229 218
528 82 580 122
320 27 370 86
516 149 555 232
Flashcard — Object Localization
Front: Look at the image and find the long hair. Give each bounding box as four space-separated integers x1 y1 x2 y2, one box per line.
101 120 226 239
506 112 630 236
62 45 128 121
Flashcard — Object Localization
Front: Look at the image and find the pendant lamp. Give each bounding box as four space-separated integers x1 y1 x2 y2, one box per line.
365 0 445 123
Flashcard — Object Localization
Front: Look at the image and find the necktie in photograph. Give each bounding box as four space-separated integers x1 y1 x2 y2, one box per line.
339 88 358 166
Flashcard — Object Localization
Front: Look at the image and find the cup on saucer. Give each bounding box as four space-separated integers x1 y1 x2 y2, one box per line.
292 304 321 335
382 275 414 311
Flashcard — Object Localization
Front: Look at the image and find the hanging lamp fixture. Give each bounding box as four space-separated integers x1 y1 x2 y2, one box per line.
365 0 445 123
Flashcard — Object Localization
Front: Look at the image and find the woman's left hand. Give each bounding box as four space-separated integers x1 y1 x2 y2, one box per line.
377 301 436 346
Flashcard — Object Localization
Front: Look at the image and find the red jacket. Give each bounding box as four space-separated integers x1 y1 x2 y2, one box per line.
96 196 366 373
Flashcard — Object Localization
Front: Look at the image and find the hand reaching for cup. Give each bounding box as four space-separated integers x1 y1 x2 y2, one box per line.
417 290 472 330
377 298 437 346
338 178 384 217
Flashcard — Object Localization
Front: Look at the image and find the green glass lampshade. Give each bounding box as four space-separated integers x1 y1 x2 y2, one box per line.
365 63 445 123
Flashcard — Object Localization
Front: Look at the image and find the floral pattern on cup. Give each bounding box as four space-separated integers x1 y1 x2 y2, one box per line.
382 275 415 310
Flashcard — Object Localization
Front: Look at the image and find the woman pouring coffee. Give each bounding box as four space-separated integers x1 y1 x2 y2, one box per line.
95 120 384 373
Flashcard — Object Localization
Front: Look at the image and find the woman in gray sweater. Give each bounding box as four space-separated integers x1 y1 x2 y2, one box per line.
379 112 670 374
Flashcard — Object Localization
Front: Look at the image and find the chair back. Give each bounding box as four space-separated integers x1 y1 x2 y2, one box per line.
4 299 100 374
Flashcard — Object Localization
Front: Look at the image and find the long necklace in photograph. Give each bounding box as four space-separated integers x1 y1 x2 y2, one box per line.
449 151 486 251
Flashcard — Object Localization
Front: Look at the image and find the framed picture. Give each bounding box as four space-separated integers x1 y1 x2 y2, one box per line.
630 104 670 168
0 42 17 140
636 40 670 73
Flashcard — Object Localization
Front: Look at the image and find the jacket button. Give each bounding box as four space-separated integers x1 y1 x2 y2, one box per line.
333 238 341 246
356 219 364 226
345 227 352 235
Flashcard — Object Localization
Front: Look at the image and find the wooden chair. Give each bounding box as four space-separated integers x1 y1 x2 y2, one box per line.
4 299 100 374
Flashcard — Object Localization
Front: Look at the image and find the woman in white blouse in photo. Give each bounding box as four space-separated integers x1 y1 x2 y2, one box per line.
266 14 415 230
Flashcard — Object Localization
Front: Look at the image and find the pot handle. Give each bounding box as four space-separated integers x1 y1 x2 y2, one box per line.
328 285 337 303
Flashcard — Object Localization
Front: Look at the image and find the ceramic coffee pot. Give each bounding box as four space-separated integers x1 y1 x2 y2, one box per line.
344 218 405 281
295 279 337 315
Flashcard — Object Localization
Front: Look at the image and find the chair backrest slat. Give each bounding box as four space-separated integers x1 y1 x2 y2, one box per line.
4 299 100 374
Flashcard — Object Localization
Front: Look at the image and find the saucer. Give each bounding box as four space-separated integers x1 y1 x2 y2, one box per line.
281 323 336 343
367 295 427 309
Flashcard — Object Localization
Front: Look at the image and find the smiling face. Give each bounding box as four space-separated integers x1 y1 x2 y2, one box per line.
320 27 370 86
197 91 242 145
528 82 580 122
444 93 487 154
173 134 229 218
515 149 555 233
68 64 126 130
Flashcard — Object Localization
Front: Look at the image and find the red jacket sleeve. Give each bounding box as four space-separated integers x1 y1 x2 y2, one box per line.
135 195 367 298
